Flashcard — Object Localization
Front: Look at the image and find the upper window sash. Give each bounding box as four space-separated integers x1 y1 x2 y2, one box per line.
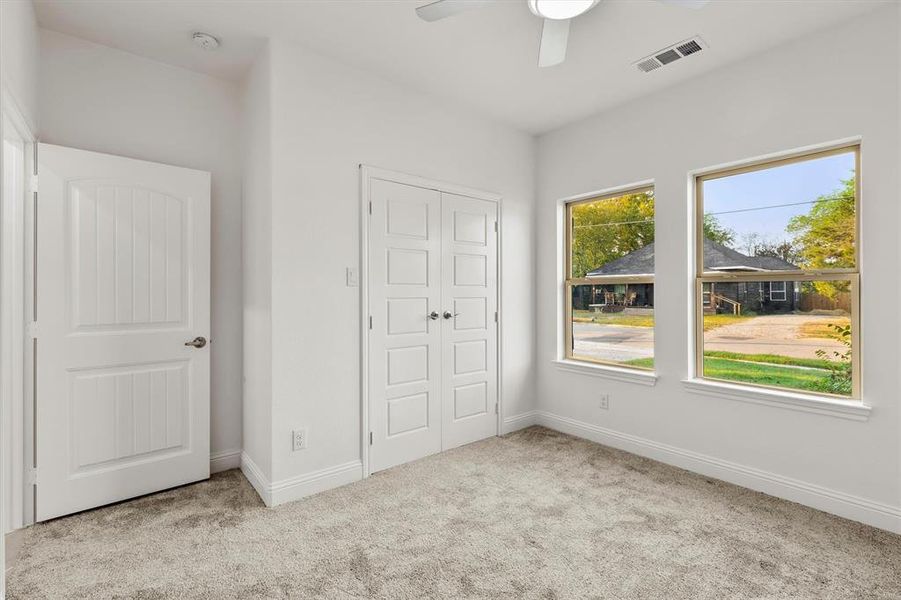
694 144 860 278
565 185 655 282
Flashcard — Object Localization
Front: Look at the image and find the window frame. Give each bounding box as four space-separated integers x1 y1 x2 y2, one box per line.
694 144 861 399
769 281 787 302
564 184 655 370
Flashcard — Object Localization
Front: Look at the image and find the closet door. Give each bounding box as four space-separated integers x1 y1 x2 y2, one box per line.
440 193 498 450
369 179 442 473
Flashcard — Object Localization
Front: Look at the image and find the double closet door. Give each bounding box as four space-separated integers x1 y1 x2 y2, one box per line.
369 178 498 473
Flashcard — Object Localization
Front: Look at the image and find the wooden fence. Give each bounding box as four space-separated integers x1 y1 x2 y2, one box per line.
799 292 851 312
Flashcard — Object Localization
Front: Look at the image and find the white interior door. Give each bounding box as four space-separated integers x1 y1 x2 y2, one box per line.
368 176 498 473
440 193 498 450
36 143 210 521
369 179 442 472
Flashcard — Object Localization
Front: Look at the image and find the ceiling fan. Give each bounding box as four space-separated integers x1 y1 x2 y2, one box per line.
416 0 710 68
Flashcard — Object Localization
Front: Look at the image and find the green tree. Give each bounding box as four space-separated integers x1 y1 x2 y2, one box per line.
752 240 799 264
571 191 654 278
702 213 735 247
787 176 855 297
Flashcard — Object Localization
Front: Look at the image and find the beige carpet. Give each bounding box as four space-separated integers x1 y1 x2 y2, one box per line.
7 427 901 599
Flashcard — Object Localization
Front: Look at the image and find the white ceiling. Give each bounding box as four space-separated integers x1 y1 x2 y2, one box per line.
34 0 887 134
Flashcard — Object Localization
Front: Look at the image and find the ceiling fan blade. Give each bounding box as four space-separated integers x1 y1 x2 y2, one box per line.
656 0 711 9
538 18 570 68
416 0 493 22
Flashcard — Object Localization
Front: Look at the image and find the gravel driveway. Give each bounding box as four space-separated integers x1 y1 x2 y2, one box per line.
572 313 846 363
705 313 845 359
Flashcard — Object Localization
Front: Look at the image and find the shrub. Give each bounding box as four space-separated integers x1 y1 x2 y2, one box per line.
815 324 852 395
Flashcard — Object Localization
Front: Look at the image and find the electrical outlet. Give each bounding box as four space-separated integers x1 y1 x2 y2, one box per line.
599 394 610 410
292 428 308 451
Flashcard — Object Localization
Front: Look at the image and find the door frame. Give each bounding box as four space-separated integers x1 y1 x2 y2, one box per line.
359 165 503 478
1 86 36 537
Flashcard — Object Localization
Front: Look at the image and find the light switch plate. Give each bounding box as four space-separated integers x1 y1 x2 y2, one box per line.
346 267 359 287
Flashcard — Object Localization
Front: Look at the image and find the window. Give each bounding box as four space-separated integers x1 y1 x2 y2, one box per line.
565 186 655 369
695 145 859 398
769 281 787 302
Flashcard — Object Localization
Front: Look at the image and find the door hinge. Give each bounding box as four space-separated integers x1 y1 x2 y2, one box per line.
494 311 498 323
495 403 499 415
26 467 37 486
26 321 38 339
29 175 38 194
369 201 372 214
369 315 373 329
369 432 373 445
494 221 498 232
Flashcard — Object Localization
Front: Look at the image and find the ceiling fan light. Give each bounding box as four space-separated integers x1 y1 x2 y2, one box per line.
528 0 600 20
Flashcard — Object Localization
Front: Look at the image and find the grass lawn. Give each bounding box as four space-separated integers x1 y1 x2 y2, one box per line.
702 313 754 331
572 310 654 328
702 350 834 370
625 352 847 396
625 357 654 369
701 357 840 394
798 317 851 339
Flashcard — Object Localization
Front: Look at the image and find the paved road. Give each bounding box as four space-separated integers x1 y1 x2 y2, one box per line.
572 323 653 363
572 314 847 363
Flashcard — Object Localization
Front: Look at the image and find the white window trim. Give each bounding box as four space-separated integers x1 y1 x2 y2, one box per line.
558 180 657 375
554 359 658 386
769 280 787 302
691 139 861 402
681 378 871 421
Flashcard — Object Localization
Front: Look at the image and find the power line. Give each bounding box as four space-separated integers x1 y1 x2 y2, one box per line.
707 195 854 217
573 219 653 229
571 194 854 228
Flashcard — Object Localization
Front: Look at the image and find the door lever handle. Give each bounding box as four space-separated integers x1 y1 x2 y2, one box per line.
443 311 460 319
184 336 207 348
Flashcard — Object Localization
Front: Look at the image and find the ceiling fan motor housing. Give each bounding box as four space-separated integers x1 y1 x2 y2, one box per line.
528 0 601 20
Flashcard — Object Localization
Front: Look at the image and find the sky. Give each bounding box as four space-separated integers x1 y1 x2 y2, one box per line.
703 151 855 252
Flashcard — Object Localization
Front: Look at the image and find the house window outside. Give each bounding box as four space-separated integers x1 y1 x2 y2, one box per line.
565 186 655 369
769 281 787 302
696 145 859 398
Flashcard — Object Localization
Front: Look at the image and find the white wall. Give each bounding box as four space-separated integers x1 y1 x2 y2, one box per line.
38 30 244 460
0 0 39 131
243 39 537 488
536 6 900 530
240 43 273 478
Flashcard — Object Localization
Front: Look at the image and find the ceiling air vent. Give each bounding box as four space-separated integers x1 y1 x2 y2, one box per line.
633 36 706 73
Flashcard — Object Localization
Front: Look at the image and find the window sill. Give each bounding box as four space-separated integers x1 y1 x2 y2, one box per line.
681 378 871 421
553 360 658 386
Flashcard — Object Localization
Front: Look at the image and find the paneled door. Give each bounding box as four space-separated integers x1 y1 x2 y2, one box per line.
36 144 210 521
368 177 498 474
440 194 498 450
369 180 443 473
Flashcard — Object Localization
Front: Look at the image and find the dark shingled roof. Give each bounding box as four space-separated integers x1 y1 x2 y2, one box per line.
586 239 797 276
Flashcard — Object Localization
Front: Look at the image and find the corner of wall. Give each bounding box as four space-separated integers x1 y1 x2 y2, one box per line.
240 42 274 482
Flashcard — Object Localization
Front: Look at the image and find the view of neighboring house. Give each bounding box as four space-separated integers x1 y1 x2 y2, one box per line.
579 238 800 314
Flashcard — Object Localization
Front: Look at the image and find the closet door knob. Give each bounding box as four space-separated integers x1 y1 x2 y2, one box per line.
443 311 459 319
428 311 440 320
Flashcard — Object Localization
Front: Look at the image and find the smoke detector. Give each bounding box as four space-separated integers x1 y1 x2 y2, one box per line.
192 32 220 51
634 36 706 73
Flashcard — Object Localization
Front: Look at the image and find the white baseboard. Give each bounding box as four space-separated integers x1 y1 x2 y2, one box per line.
239 452 363 508
536 411 901 534
210 449 242 474
240 452 272 506
269 461 363 506
502 410 539 434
